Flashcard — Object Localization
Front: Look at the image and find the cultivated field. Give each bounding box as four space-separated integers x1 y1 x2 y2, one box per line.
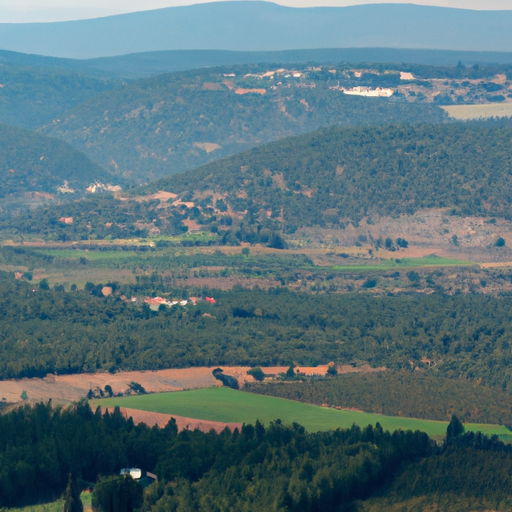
92 387 511 441
442 103 512 120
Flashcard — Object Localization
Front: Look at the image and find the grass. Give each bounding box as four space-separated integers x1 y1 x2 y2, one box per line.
92 387 510 440
442 103 512 120
1 493 92 512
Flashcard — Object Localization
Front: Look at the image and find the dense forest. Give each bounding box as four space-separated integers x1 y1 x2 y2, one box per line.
0 124 114 200
2 273 512 393
0 401 511 511
41 65 446 182
246 372 512 425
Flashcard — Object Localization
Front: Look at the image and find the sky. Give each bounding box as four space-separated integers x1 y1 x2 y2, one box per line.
0 0 511 23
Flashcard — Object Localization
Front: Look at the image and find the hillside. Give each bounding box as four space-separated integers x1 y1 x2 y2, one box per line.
0 2 512 58
135 121 512 230
0 124 117 207
0 62 120 129
6 121 512 245
40 64 447 182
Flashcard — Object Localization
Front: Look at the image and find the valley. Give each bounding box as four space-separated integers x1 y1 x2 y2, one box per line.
2 9 512 509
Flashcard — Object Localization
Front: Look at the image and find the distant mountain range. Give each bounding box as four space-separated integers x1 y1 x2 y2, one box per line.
0 2 511 59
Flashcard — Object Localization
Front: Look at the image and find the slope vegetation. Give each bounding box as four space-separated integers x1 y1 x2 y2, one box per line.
41 65 446 181
141 121 512 229
0 124 114 201
0 62 119 129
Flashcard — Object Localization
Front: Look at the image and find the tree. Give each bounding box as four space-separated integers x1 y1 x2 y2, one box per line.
285 364 297 379
446 414 465 440
326 364 338 377
63 473 83 512
92 475 143 512
495 237 506 247
248 367 265 381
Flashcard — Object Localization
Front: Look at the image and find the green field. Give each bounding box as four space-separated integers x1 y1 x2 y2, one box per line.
442 103 512 120
324 256 476 272
93 387 511 440
1 493 92 512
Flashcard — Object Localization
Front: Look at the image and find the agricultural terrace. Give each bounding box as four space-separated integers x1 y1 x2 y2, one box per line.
93 388 512 441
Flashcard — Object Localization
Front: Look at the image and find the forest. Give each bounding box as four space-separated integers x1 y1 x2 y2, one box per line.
3 272 512 394
0 401 511 511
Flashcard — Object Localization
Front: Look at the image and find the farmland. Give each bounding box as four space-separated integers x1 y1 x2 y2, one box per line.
92 387 512 441
442 103 512 120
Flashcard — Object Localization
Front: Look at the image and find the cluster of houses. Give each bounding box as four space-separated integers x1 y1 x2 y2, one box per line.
131 295 216 311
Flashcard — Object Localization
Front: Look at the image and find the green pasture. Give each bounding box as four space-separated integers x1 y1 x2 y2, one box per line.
93 387 510 440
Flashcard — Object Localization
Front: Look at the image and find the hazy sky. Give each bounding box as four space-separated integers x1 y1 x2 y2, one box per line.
0 0 511 23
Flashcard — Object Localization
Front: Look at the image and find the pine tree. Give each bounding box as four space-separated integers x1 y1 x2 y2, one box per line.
63 473 83 512
446 414 465 440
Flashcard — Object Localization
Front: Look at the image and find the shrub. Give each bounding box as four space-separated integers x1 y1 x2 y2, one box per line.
248 367 265 381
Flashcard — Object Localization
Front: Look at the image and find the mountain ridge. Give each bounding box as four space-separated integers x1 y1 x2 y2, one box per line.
1 2 511 58
3 47 512 80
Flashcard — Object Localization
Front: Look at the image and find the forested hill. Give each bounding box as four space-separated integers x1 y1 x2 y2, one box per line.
0 124 115 199
141 121 512 227
0 62 119 129
40 65 446 182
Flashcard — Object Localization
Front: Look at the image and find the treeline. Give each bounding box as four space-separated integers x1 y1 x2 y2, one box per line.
246 371 512 425
3 274 512 394
1 401 512 511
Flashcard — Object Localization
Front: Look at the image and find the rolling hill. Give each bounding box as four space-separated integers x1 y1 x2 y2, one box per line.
0 124 117 206
40 64 447 182
134 121 512 229
0 2 512 59
3 47 512 81
0 62 120 129
6 121 512 242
